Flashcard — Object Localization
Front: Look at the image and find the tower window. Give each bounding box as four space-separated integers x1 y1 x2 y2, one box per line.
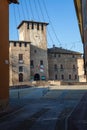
19 73 23 82
19 66 23 72
40 60 43 65
30 60 34 68
19 54 23 61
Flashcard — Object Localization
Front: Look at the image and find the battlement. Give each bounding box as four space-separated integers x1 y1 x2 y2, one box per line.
17 20 49 31
10 41 30 47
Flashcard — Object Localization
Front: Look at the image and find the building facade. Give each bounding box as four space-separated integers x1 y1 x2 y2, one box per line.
10 21 49 86
48 46 85 82
9 20 86 86
74 0 87 78
9 41 30 86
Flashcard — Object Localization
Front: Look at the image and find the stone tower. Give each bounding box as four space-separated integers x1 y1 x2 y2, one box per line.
18 21 49 80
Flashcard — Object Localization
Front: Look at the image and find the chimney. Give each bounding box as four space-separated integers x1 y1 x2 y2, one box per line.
53 44 55 48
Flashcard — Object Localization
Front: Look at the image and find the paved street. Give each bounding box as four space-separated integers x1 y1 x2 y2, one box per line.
0 85 87 130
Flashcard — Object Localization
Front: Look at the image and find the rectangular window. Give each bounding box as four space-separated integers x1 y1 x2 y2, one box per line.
54 53 56 57
58 54 61 57
55 74 57 80
73 65 76 71
54 64 57 71
60 64 63 69
69 74 71 80
61 75 64 80
30 60 34 68
75 75 77 80
40 60 43 65
60 64 64 71
72 55 75 58
19 54 23 61
19 66 23 72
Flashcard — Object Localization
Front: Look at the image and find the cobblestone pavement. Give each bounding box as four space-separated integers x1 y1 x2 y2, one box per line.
0 85 87 130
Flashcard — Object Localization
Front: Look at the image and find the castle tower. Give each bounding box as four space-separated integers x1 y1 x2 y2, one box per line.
18 21 49 80
9 41 30 86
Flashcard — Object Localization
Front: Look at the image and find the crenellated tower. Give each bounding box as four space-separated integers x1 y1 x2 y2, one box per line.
18 21 49 80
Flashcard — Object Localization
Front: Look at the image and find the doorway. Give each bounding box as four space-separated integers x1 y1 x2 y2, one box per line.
34 73 40 81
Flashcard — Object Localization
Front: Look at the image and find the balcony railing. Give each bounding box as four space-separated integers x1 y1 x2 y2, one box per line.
19 60 24 64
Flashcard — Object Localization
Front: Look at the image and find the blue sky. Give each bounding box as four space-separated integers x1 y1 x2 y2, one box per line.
9 0 83 53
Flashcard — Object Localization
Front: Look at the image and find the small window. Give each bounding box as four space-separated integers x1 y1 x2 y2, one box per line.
75 75 77 80
61 74 64 80
73 65 75 69
72 55 75 58
34 50 37 53
40 60 43 65
55 74 57 80
19 66 23 72
54 53 56 57
19 54 23 61
69 74 71 79
58 54 61 57
30 60 34 68
60 64 63 70
54 64 57 71
73 65 76 71
19 73 23 82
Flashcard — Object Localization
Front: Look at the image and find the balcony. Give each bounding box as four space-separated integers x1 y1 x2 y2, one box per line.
19 60 24 64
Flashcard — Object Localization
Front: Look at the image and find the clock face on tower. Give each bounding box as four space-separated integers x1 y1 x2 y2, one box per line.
34 34 41 43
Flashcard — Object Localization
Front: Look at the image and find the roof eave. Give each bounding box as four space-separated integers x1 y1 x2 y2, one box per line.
74 0 84 43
